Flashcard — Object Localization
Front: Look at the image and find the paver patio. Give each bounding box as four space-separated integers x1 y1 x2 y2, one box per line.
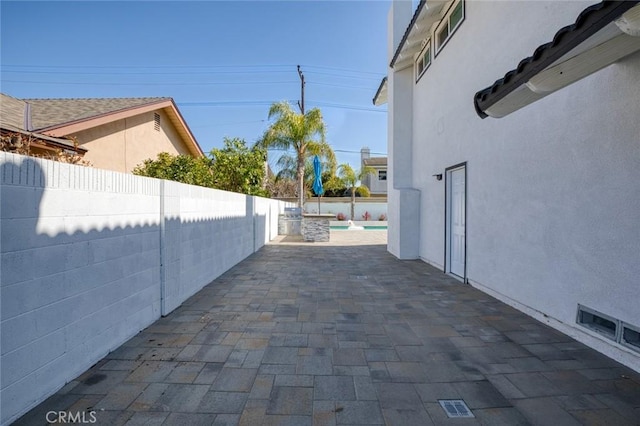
15 230 640 425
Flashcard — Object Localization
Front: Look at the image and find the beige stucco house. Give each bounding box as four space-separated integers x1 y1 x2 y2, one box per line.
1 94 203 172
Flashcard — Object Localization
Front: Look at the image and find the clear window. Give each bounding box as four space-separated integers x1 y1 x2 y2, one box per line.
416 41 431 81
378 170 387 181
435 0 465 53
450 1 464 30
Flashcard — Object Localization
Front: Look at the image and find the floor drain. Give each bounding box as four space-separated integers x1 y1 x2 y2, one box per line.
438 400 474 418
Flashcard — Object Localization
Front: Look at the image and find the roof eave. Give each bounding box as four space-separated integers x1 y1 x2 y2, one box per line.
474 1 640 119
1 125 87 153
39 99 204 158
163 99 205 157
373 77 388 106
390 0 448 70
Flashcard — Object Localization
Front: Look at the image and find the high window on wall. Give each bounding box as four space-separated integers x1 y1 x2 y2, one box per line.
378 170 387 181
416 40 431 82
435 0 465 54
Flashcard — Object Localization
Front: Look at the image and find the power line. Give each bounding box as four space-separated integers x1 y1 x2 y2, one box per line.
0 69 297 76
1 80 298 86
303 64 386 77
191 119 266 129
178 101 386 113
2 64 385 80
305 71 381 81
2 78 377 91
1 63 297 70
308 82 375 91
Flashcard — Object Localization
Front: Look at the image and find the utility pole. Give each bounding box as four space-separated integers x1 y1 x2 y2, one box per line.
297 65 305 114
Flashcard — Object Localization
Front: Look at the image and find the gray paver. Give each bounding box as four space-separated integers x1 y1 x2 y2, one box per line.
266 386 313 415
296 355 333 375
163 413 217 426
211 368 257 392
335 401 384 424
198 391 248 414
15 230 640 425
375 382 423 410
314 376 356 400
381 408 434 426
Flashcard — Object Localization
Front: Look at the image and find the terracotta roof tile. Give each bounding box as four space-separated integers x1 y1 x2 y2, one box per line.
473 0 639 118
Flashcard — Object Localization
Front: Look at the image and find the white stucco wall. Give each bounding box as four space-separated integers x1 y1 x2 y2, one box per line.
388 0 640 370
0 152 288 425
387 0 421 260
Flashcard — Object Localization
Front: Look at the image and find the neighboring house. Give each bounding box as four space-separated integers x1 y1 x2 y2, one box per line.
360 147 387 196
0 94 203 172
0 94 86 159
377 0 640 371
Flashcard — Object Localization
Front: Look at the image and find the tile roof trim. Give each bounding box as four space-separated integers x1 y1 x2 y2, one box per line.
473 0 639 119
372 77 388 106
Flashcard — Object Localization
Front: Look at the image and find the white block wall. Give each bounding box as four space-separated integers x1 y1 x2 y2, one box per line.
0 152 288 425
303 199 388 221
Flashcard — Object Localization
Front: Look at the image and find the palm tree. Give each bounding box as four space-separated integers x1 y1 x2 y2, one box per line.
338 163 375 220
257 101 335 208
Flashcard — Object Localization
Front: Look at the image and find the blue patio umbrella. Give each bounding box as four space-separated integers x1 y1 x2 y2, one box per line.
312 155 324 213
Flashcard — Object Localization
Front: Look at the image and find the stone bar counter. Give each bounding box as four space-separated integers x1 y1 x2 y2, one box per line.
301 214 335 242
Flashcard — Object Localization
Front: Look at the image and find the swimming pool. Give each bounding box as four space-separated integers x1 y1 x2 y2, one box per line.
331 225 388 230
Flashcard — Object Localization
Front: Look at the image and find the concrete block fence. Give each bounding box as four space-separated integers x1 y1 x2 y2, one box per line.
0 152 290 425
303 198 388 221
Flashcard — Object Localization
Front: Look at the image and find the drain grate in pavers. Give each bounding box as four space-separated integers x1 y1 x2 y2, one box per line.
438 399 474 418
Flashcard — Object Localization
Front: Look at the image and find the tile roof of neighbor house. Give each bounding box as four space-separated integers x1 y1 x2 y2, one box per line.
25 97 172 131
363 157 387 167
474 0 640 118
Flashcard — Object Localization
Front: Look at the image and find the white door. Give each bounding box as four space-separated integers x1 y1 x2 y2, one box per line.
448 166 466 279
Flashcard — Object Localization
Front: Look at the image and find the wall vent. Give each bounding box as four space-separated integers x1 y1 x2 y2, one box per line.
621 322 640 353
154 113 161 131
576 305 640 353
577 305 618 340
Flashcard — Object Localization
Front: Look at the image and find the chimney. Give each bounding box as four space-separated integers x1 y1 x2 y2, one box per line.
360 146 371 167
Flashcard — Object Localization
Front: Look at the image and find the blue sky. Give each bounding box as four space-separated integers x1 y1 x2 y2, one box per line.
1 1 392 171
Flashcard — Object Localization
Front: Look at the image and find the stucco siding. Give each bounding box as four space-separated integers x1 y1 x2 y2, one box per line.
389 0 640 370
74 110 191 173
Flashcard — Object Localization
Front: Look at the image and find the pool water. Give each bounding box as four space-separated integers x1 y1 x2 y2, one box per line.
331 226 388 230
